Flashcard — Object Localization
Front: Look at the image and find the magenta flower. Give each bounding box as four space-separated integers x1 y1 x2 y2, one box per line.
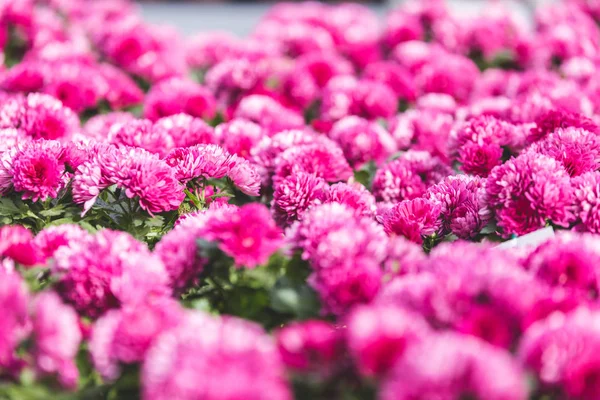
328 116 397 168
144 77 217 122
381 333 527 400
215 118 263 159
528 109 599 144
346 304 430 377
90 297 184 380
142 313 291 400
271 172 329 226
202 203 283 268
486 152 575 237
34 224 92 261
529 127 600 177
382 198 441 244
109 119 174 157
31 292 82 389
84 112 135 140
234 94 305 133
573 171 600 233
276 320 343 375
0 225 42 266
52 229 171 318
426 175 491 239
154 113 216 148
0 268 30 373
325 182 377 218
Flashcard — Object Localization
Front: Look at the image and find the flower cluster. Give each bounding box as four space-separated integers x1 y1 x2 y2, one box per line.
2 0 600 398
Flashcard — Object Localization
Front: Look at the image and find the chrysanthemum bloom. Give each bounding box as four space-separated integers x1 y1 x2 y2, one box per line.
346 304 430 377
226 155 261 196
450 115 520 176
90 297 184 380
0 93 79 140
426 175 491 239
205 58 264 108
0 267 30 374
382 198 441 243
519 307 600 399
275 320 344 375
143 77 217 122
0 225 42 266
185 32 242 70
486 152 575 237
528 109 599 144
215 118 263 159
154 113 216 148
108 119 174 157
282 52 354 109
120 150 185 215
234 94 305 134
271 172 329 226
383 235 427 276
31 292 81 389
529 127 600 177
524 232 600 300
288 203 387 314
325 182 377 218
320 77 397 123
273 143 352 187
328 116 397 168
362 61 417 102
34 224 92 261
381 8 425 50
83 112 135 140
7 139 67 202
142 313 292 400
415 52 480 103
381 333 527 400
52 229 171 318
372 151 451 203
572 171 600 233
154 220 207 291
202 203 283 268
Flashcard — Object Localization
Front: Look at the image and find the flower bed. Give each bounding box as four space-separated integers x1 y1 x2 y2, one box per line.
1 0 600 398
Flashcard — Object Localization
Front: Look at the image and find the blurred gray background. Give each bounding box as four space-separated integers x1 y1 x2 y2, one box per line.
138 1 537 36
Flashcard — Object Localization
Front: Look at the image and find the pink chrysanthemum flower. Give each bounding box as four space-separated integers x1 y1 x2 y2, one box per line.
328 116 397 168
185 32 242 70
0 268 31 373
90 297 184 380
486 152 575 237
226 155 262 196
205 58 264 108
215 118 263 159
84 112 135 140
154 113 216 148
362 61 417 102
271 172 329 227
10 140 66 201
108 119 174 157
372 151 451 203
52 229 171 318
573 171 600 233
0 93 79 140
273 143 352 187
34 224 92 261
518 307 600 399
144 77 217 122
528 109 599 144
120 149 185 215
288 203 387 314
381 333 527 400
165 144 232 183
528 127 600 177
426 175 491 239
346 304 430 377
142 313 292 400
524 232 600 299
275 320 344 375
325 182 377 218
234 94 305 133
154 220 208 291
0 225 42 266
383 235 427 276
382 198 441 244
31 292 82 389
202 203 283 268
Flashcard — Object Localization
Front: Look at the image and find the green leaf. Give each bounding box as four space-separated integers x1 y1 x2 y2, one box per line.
0 197 21 215
39 205 66 217
270 277 320 319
